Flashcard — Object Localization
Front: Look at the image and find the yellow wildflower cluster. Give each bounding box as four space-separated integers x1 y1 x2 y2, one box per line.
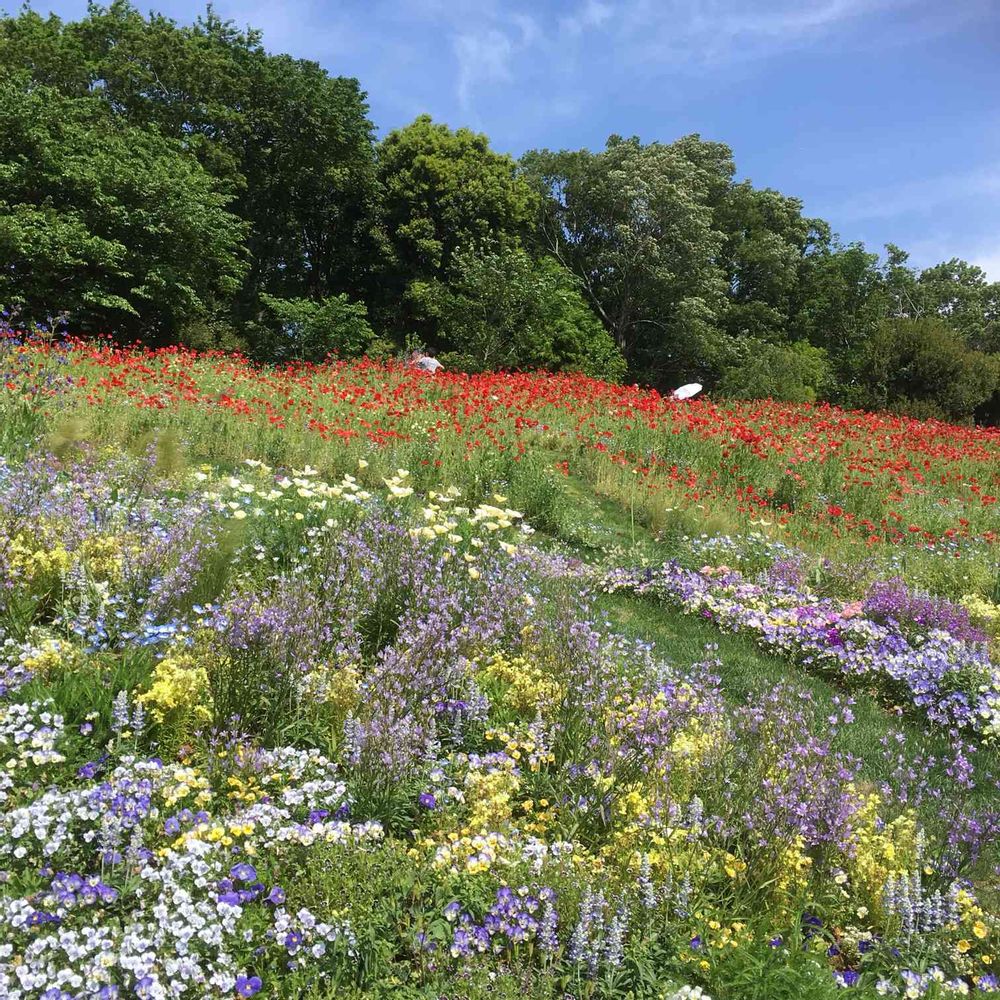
78 533 134 582
7 533 71 587
409 489 525 579
324 662 362 714
961 594 1000 655
226 774 267 807
484 724 555 772
960 594 1000 631
517 795 557 836
668 717 725 797
21 637 76 678
426 830 510 875
138 648 212 727
771 836 813 911
679 915 756 973
478 650 563 716
202 460 372 523
465 759 521 832
844 792 918 907
950 890 995 974
160 764 213 809
170 819 257 854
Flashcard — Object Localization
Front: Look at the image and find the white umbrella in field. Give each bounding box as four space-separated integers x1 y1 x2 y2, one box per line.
671 382 702 400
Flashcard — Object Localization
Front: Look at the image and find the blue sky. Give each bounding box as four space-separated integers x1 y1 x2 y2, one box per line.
28 0 1000 278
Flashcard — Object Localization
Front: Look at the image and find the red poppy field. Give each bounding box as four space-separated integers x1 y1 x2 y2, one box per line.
4 336 999 559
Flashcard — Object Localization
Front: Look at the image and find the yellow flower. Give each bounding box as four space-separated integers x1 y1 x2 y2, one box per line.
973 920 989 939
957 939 972 954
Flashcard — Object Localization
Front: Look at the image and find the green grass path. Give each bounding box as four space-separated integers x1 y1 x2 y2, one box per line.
553 475 1000 813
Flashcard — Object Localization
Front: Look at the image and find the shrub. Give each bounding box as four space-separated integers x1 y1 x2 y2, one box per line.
717 339 829 402
855 317 999 422
249 293 377 362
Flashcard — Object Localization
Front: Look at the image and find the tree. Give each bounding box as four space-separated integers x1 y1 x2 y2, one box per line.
715 182 810 343
411 241 625 377
520 134 730 386
376 115 537 339
0 2 380 335
717 340 830 403
788 231 885 398
857 317 999 422
246 294 377 363
918 259 1000 352
0 82 246 338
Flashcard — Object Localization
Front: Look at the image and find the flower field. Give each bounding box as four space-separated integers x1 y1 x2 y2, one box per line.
2 333 1000 999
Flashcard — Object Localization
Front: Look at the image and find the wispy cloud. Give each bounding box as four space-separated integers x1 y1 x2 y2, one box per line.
453 27 517 109
822 168 1000 223
973 251 1000 282
560 0 613 37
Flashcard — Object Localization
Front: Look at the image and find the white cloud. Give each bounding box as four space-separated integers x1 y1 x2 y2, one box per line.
971 251 1000 282
560 0 614 37
822 169 1000 223
453 27 516 108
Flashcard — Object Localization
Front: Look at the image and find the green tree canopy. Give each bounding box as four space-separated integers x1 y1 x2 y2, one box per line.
411 241 626 377
857 317 999 422
520 134 731 386
0 2 380 336
376 115 538 340
717 340 830 403
918 258 1000 352
0 81 246 338
715 183 811 344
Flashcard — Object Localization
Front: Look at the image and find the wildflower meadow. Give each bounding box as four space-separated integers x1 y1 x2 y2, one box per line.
2 332 1000 1000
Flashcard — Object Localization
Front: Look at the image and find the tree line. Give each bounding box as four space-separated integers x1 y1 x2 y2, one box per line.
2 3 998 421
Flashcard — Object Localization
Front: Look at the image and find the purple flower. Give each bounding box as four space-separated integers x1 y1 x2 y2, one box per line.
266 885 286 905
235 975 263 998
230 862 258 882
418 791 437 810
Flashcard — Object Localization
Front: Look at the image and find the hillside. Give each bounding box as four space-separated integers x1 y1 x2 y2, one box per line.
2 336 1000 999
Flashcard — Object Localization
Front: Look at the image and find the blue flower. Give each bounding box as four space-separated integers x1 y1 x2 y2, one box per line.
834 969 860 987
235 975 263 998
266 885 286 905
230 862 258 882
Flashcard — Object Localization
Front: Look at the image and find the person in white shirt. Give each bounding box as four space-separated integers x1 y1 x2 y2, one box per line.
410 350 443 374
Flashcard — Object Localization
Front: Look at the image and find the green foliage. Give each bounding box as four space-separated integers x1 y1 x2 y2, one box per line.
0 1 379 337
0 80 246 337
855 316 999 421
789 236 885 367
413 241 625 378
521 134 731 385
918 258 1000 352
376 115 538 342
718 340 830 403
716 182 811 344
249 294 378 362
379 116 536 280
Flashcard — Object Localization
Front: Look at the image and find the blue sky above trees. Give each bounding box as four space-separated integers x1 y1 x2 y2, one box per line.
31 0 1000 277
